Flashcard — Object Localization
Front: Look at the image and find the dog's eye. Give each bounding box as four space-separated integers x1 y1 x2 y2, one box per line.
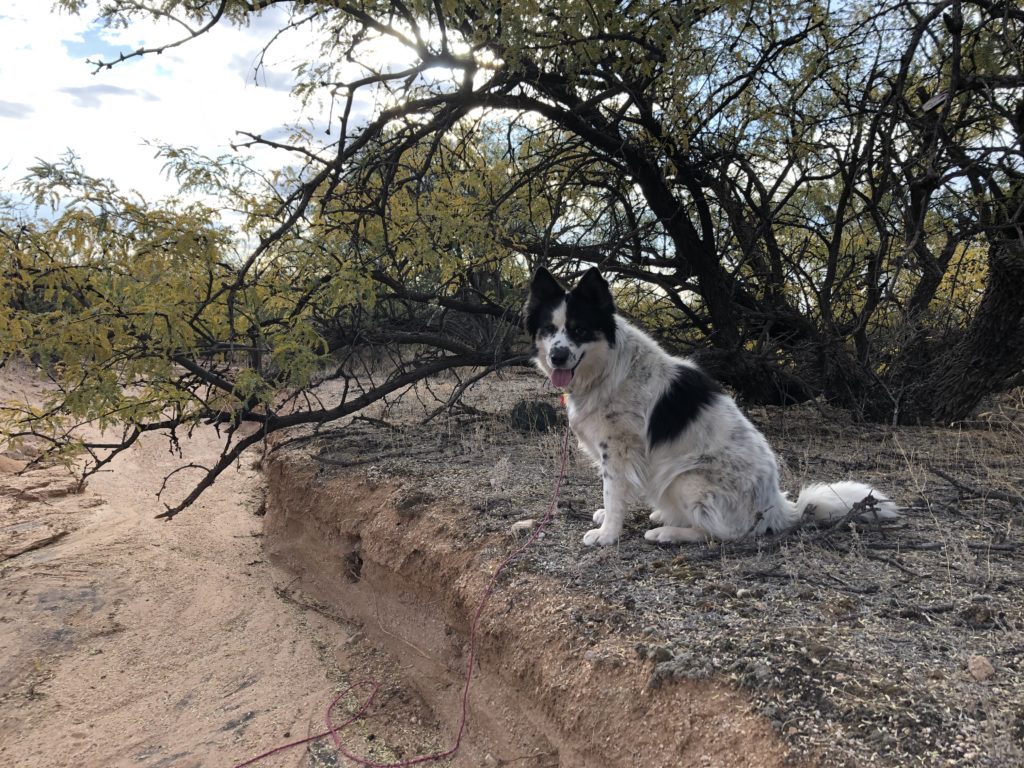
540 323 557 336
567 325 593 342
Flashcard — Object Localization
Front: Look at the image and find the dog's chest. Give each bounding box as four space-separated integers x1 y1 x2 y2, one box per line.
567 393 645 456
566 399 603 446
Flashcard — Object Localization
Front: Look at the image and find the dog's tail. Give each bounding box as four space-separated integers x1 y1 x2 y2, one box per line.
791 481 899 523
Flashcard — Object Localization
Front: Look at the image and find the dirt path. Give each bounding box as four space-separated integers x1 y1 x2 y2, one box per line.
0 390 365 767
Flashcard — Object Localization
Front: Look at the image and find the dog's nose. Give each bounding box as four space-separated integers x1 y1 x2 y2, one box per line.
550 346 570 367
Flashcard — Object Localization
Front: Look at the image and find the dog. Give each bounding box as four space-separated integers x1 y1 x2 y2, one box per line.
525 267 898 546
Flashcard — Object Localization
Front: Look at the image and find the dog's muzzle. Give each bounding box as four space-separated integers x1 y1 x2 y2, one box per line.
549 351 584 388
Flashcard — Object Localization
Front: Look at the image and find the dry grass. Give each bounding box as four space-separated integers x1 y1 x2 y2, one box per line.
295 369 1024 767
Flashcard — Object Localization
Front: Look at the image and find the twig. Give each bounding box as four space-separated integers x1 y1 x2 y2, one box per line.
928 465 1024 509
866 540 1017 553
273 586 347 624
372 589 433 660
422 356 528 423
864 550 923 577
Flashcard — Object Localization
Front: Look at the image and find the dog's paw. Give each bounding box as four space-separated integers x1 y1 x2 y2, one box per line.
583 527 619 546
644 526 706 544
649 509 665 524
592 508 606 525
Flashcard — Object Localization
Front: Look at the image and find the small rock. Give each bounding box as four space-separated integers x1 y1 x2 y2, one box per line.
510 519 536 534
959 605 994 628
510 400 558 433
0 455 27 474
649 646 673 663
396 489 434 517
712 582 739 597
968 655 995 682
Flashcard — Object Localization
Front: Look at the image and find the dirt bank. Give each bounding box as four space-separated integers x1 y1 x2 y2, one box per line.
263 445 795 768
263 370 1024 767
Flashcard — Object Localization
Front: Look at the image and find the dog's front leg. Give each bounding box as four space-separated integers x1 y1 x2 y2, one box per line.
582 437 641 546
583 475 629 546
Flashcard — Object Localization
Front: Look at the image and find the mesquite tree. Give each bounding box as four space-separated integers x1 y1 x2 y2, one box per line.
2 0 1022 512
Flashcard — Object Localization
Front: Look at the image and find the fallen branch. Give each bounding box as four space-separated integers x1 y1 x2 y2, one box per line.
864 550 924 577
881 602 954 621
928 465 1024 509
866 540 1017 553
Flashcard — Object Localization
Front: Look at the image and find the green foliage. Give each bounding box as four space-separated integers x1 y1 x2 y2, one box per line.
11 0 1022 507
0 154 336 462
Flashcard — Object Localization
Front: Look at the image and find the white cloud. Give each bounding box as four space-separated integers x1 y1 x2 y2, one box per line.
0 1 318 203
58 84 160 108
0 99 35 119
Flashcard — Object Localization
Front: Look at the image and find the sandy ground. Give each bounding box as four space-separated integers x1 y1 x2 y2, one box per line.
0 369 371 768
0 365 799 768
4 363 1022 767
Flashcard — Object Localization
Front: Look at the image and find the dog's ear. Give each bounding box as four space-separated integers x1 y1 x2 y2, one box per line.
573 267 615 312
529 267 565 302
524 267 565 335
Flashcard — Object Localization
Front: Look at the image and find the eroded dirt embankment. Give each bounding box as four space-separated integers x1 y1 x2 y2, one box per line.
263 445 797 768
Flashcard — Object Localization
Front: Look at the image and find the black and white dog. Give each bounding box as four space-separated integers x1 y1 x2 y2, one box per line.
526 267 898 546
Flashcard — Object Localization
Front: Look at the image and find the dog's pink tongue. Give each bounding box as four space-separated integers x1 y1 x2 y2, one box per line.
550 369 573 388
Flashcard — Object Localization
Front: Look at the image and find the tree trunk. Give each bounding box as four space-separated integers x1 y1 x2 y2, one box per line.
897 239 1024 424
696 348 818 406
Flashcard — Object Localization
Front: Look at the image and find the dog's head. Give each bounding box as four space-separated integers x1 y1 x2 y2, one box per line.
525 267 617 390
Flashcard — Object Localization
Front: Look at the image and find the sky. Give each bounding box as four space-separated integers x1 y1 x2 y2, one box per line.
0 2 326 206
